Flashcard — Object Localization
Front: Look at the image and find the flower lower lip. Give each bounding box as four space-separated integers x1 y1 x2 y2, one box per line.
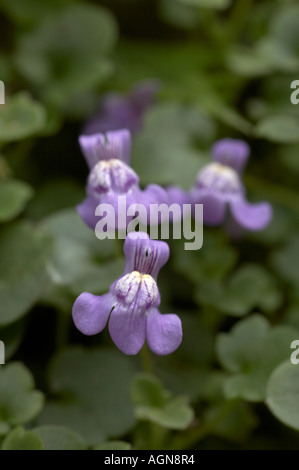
114 271 159 309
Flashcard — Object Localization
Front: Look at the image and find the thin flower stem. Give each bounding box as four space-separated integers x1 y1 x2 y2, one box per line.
226 0 254 45
114 237 123 258
140 343 153 374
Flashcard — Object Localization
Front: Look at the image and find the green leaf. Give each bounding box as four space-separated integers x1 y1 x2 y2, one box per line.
132 374 170 408
14 4 117 108
159 0 202 31
271 236 299 286
94 441 131 450
40 210 123 310
267 361 299 431
0 0 72 26
0 93 46 142
131 374 194 430
269 5 299 56
133 103 215 189
0 179 33 222
226 47 273 77
38 347 137 446
26 180 84 220
255 115 299 143
172 230 238 283
248 204 298 246
203 401 258 443
33 426 87 450
0 363 44 433
1 426 43 450
196 264 282 317
178 0 232 9
216 315 298 401
155 366 208 404
0 222 53 326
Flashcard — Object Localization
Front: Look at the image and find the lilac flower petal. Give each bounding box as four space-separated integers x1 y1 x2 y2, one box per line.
83 80 159 136
132 184 170 225
108 304 146 355
146 308 182 355
142 184 169 205
191 190 227 226
77 196 98 230
230 198 273 231
166 186 190 207
83 93 139 135
212 138 250 174
72 292 113 336
130 80 160 113
77 188 153 232
165 186 191 222
79 129 131 169
123 232 170 280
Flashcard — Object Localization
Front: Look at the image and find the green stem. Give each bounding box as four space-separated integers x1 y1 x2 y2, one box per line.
165 401 235 450
140 343 153 374
226 0 254 45
114 237 123 258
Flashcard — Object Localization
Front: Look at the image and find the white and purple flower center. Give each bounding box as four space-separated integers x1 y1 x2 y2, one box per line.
88 159 139 197
196 162 242 195
114 271 159 311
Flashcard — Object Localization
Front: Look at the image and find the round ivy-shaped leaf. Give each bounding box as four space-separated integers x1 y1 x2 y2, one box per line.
267 361 299 431
14 4 117 107
196 264 282 317
217 315 299 402
0 222 53 326
173 230 238 283
94 441 131 450
255 115 299 143
0 179 33 222
34 426 87 450
1 426 43 450
271 236 299 286
131 374 194 430
0 93 46 142
133 103 215 189
38 347 137 446
40 209 123 310
0 363 44 433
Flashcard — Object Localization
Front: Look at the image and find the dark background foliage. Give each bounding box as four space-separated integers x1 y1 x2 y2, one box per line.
0 0 299 450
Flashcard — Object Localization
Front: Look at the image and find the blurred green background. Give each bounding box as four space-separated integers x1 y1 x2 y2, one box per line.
0 0 299 450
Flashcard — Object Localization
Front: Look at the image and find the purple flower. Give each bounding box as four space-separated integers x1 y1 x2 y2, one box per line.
83 80 160 136
79 129 132 170
191 138 272 231
77 129 169 230
72 232 182 355
166 185 191 208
